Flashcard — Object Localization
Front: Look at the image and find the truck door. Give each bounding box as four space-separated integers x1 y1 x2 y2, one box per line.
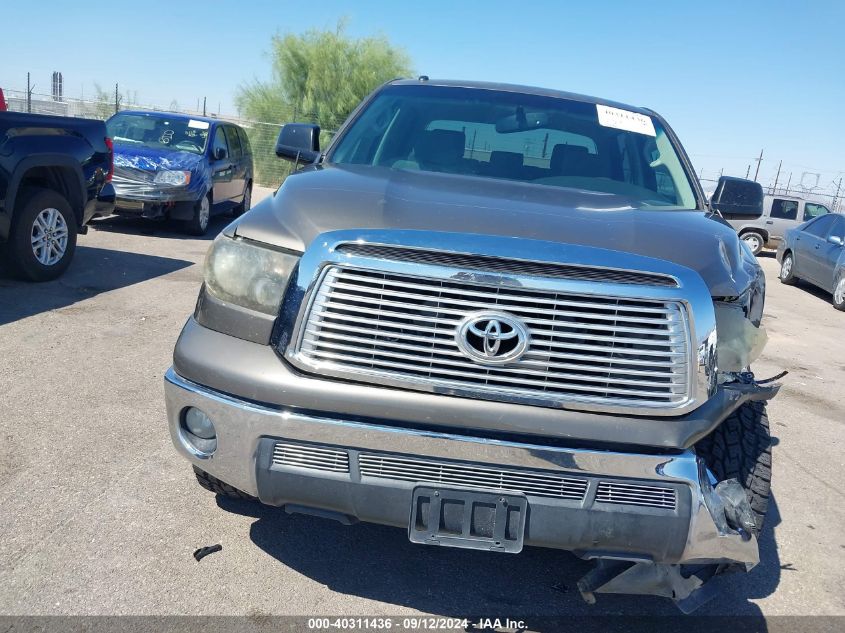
766 198 799 246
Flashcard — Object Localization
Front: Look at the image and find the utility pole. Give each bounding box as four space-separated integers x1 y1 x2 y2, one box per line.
202 97 206 116
26 72 32 113
114 83 120 114
772 160 782 193
833 178 843 213
753 148 764 182
785 172 792 194
745 165 751 179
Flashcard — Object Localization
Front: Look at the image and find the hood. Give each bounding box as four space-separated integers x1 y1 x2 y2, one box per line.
113 144 205 172
234 164 760 297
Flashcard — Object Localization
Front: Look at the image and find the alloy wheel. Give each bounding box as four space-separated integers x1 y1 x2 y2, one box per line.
780 255 793 280
198 196 210 231
834 277 845 306
30 207 68 266
743 234 762 253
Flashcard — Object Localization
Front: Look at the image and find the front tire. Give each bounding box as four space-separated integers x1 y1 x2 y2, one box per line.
7 188 78 282
833 274 845 311
695 401 772 534
779 251 797 285
185 194 211 236
741 231 765 256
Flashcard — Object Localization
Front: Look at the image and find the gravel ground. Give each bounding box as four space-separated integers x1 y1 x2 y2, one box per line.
1 190 843 620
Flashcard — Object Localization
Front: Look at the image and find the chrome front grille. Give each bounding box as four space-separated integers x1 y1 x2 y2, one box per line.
595 481 677 509
359 453 589 500
293 265 691 411
272 442 350 473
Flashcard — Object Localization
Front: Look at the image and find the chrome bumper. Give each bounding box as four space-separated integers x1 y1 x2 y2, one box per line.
164 367 758 566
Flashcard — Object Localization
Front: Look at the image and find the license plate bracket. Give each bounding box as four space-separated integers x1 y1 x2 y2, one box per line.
408 487 527 553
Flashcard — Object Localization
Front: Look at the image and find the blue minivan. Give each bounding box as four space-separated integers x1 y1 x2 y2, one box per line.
105 111 253 235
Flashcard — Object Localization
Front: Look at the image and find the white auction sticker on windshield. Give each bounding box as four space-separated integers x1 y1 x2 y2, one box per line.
188 119 210 130
596 104 656 136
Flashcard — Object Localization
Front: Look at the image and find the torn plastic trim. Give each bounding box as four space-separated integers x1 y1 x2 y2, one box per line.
578 466 761 613
714 302 768 373
577 560 741 614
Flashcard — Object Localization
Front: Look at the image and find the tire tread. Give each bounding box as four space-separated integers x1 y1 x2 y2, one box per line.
695 401 772 534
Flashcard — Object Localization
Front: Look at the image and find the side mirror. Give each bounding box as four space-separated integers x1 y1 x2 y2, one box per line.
710 176 764 218
829 234 844 247
214 147 227 161
275 123 320 163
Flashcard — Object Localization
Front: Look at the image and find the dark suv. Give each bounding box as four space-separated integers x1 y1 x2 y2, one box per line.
106 111 253 235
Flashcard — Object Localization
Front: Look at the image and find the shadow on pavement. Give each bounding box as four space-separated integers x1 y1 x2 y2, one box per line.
0 245 193 325
214 490 781 622
88 214 232 242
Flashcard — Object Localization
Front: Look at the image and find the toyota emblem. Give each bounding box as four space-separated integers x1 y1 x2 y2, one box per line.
455 311 530 364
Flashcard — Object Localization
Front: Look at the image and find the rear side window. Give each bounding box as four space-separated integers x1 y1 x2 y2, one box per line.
225 126 242 159
770 199 798 220
804 214 836 237
237 127 252 155
803 203 830 220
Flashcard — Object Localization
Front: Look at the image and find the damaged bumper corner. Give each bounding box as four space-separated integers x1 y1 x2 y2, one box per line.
578 375 783 613
577 472 760 613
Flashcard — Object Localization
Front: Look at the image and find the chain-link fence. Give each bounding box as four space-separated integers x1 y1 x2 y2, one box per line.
1 86 340 189
4 83 843 209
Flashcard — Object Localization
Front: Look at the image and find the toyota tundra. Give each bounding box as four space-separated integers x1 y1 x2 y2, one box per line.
164 79 779 611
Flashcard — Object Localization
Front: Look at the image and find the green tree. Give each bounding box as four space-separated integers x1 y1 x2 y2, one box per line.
237 21 413 186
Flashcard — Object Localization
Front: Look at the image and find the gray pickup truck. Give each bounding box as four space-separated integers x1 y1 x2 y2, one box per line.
165 79 779 611
724 191 832 255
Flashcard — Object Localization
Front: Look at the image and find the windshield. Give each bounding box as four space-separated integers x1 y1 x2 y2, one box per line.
106 113 210 155
329 85 698 210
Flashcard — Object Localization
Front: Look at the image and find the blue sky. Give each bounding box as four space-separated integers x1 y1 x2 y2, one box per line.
2 0 843 191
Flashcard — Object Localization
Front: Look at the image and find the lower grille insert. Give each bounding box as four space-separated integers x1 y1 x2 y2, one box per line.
359 453 589 501
272 442 350 473
595 481 677 509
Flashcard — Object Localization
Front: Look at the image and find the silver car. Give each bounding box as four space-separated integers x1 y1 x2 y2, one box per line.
728 194 831 255
777 213 845 309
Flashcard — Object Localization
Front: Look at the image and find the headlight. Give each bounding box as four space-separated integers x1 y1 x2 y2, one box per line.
154 170 191 186
204 235 299 314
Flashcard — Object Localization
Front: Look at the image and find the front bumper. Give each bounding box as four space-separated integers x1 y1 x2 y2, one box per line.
113 197 196 220
164 367 758 566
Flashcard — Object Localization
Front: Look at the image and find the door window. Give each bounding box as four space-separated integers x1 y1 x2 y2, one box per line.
804 214 836 237
770 199 799 220
212 127 228 157
829 216 845 241
237 127 252 156
803 203 830 221
225 126 242 160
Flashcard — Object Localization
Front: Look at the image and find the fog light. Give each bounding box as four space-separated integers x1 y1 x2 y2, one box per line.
180 407 217 458
184 407 216 439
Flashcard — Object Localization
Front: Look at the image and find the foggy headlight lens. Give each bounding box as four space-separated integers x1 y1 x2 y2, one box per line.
204 235 298 314
154 170 191 186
